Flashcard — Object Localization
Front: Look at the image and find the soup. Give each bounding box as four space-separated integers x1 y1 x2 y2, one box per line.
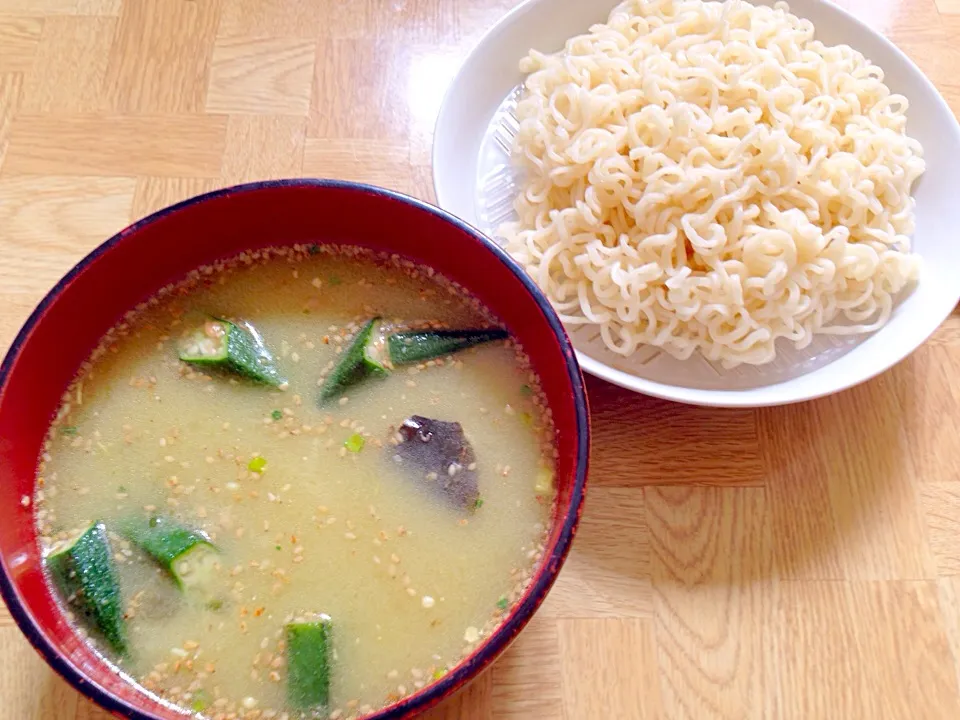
33 245 555 720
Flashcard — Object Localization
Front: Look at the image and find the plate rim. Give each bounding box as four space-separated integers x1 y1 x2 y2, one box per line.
433 0 960 407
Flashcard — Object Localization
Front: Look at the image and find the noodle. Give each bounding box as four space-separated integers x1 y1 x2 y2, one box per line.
499 0 924 367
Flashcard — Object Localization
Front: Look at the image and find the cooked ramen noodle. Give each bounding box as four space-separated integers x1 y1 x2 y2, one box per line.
500 0 925 367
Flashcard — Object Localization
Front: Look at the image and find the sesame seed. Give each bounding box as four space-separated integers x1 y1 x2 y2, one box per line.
421 596 435 609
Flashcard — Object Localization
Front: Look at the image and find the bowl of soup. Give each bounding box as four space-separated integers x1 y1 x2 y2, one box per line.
0 179 589 720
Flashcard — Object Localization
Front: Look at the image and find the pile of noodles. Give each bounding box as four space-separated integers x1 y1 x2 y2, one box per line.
500 0 924 367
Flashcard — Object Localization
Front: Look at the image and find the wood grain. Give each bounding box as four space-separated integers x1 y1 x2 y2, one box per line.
0 628 51 718
206 36 316 115
935 0 960 14
130 177 227 221
75 0 120 15
769 581 959 719
0 0 74 17
938 577 960 696
761 372 938 581
920 483 960 575
0 1 959 719
540 487 652 619
302 138 410 184
328 0 461 43
587 377 765 487
558 619 662 719
0 16 43 73
838 0 945 40
218 0 325 39
489 614 562 718
2 114 228 176
649 487 772 719
0 72 22 171
103 0 221 114
20 16 115 113
221 113 306 182
422 672 492 720
0 175 135 293
308 38 410 139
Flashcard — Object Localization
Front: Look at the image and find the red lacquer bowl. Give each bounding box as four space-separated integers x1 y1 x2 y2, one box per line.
0 180 590 719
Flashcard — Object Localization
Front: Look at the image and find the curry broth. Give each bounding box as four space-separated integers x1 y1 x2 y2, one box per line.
35 248 552 719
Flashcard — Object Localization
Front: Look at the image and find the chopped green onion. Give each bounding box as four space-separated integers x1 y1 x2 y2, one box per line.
329 275 342 286
432 669 445 680
344 433 365 453
496 596 508 611
271 409 283 421
474 497 484 510
117 485 127 493
60 426 78 436
275 545 282 551
248 456 267 473
535 466 555 497
520 384 532 396
307 243 320 255
191 690 210 712
205 598 223 611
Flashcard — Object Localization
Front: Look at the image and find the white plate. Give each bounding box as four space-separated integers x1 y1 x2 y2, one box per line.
432 0 960 407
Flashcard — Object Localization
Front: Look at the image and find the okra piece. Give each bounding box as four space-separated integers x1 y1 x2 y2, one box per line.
118 515 218 593
286 613 332 709
318 317 388 403
179 318 285 387
387 328 508 365
47 522 126 653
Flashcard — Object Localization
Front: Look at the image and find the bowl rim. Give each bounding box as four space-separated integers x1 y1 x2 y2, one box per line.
0 178 591 720
432 0 960 408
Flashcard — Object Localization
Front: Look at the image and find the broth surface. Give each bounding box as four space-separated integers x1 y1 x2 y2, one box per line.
35 247 552 719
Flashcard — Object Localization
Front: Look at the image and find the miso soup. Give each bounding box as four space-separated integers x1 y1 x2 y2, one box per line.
34 245 555 720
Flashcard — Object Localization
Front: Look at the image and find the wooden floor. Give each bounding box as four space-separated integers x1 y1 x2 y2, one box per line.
2 0 960 718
